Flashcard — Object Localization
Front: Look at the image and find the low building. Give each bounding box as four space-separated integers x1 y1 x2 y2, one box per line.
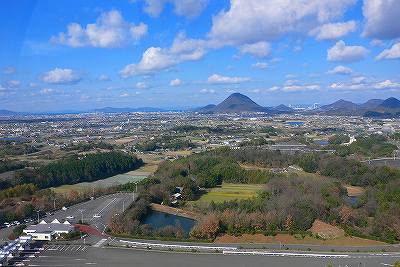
23 219 73 241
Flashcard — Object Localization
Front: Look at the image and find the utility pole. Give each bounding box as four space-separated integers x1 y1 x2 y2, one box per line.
53 198 56 210
36 210 40 224
122 201 125 213
132 192 135 202
78 209 85 223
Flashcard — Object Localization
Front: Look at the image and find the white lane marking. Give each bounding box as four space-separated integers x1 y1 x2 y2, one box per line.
222 250 350 258
93 238 108 248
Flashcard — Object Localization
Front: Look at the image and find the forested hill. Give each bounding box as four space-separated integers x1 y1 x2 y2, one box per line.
15 151 143 189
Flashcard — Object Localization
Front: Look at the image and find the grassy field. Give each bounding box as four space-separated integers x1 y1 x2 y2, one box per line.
51 162 156 194
192 183 264 204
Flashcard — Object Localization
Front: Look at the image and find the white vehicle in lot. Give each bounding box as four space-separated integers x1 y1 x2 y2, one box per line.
93 214 101 218
62 206 67 211
66 216 74 219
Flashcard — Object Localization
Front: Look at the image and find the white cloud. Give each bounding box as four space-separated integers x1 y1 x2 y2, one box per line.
327 65 353 75
169 78 182 86
42 68 81 84
363 0 400 39
207 74 250 84
120 33 207 77
310 20 356 40
330 78 400 90
282 84 320 92
327 40 369 62
135 81 149 89
352 76 366 83
99 74 111 81
374 79 400 89
3 66 16 74
252 62 268 69
141 0 208 19
239 42 271 57
52 10 147 48
40 88 54 95
209 0 356 45
200 88 215 94
130 23 148 40
5 80 20 88
376 42 400 60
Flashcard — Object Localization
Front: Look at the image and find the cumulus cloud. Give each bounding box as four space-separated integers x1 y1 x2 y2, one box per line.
120 33 207 77
239 42 271 58
268 83 320 92
209 0 356 45
310 20 357 40
207 74 250 84
327 65 353 75
376 42 400 60
3 66 16 74
51 10 148 48
135 81 149 89
5 80 20 88
330 78 400 90
42 68 81 84
374 79 400 89
327 40 369 62
40 88 54 95
169 78 182 86
252 62 268 69
140 0 209 19
363 0 400 39
200 88 215 94
98 74 111 81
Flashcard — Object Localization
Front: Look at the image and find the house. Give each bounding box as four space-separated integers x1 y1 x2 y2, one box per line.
23 219 73 241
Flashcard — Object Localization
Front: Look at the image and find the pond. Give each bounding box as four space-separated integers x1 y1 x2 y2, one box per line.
344 196 359 206
143 211 196 235
286 121 304 126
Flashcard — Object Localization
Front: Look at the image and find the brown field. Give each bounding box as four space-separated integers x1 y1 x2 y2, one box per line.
215 233 387 246
239 163 269 171
345 185 365 197
309 220 344 239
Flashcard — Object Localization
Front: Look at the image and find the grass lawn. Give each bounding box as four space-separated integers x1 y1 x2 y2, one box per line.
193 183 264 204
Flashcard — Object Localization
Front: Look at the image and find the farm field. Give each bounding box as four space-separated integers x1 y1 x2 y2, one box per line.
192 183 264 204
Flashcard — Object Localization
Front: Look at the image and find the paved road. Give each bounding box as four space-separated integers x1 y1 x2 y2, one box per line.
21 245 400 267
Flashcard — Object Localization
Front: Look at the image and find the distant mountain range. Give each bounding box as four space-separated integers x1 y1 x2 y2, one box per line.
316 96 400 117
2 94 400 118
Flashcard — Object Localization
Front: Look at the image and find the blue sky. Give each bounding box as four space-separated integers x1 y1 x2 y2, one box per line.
1 0 400 112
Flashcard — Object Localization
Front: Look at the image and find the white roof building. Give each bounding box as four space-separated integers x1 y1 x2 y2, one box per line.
23 220 73 241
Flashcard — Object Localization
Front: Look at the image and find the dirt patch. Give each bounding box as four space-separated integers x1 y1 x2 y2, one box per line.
309 219 344 239
214 233 387 246
345 185 365 197
150 203 199 220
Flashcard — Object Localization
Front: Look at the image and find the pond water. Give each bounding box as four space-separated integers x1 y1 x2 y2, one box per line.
315 140 329 146
344 196 359 206
286 121 304 126
143 211 196 235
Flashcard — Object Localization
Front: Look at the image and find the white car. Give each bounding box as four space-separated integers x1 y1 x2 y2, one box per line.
66 216 74 219
62 206 67 211
93 214 101 218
